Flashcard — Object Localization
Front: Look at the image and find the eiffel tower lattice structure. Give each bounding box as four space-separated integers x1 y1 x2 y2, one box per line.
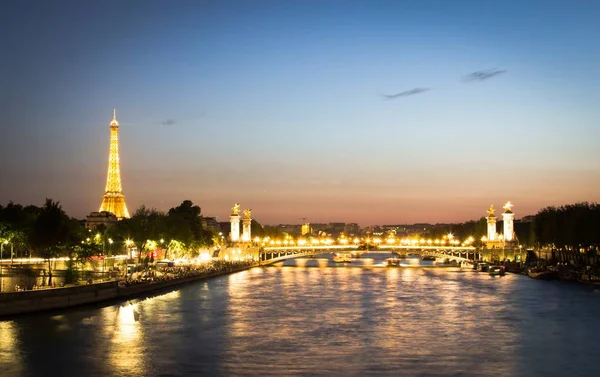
99 109 130 219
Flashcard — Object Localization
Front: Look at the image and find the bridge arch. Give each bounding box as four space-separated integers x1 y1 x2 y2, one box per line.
259 246 473 265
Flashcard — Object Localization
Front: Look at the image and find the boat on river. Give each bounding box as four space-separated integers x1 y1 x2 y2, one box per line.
577 273 600 286
489 266 506 276
333 254 353 264
527 267 558 279
385 258 401 267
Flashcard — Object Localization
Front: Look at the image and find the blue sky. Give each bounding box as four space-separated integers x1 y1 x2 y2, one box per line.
1 0 599 225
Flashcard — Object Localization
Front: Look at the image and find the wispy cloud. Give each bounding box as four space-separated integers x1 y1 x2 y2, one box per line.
462 69 507 82
382 87 429 99
160 119 176 126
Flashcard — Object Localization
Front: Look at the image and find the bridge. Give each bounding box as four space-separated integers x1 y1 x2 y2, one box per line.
259 245 476 264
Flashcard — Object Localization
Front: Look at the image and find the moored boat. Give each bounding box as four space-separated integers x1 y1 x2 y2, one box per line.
558 270 578 281
577 273 600 286
333 254 353 264
476 262 491 272
527 267 558 279
385 258 401 267
489 265 506 276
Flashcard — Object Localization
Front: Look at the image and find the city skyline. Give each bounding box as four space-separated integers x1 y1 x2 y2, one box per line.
2 1 600 225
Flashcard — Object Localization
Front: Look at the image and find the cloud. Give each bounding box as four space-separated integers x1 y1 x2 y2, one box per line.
382 87 430 100
462 69 507 82
160 119 176 126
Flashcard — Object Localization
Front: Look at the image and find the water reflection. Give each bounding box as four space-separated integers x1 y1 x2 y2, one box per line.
3 267 600 376
0 321 23 375
104 303 146 375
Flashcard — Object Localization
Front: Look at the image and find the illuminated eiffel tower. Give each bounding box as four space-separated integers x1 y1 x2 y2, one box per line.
99 109 130 219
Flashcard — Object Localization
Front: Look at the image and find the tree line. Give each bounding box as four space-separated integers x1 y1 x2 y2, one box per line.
0 199 254 281
421 202 599 251
533 202 600 250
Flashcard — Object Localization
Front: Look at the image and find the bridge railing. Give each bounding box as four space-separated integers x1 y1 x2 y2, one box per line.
260 248 472 264
263 244 476 252
263 245 359 252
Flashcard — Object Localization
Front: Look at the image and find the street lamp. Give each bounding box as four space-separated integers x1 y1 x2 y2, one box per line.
1 240 8 292
124 239 134 277
125 239 133 259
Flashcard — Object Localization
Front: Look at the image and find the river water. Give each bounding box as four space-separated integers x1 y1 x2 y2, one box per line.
1 255 600 377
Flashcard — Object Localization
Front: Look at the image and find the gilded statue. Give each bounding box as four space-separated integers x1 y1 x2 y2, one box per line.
244 208 252 219
487 205 495 217
232 203 240 215
503 201 513 212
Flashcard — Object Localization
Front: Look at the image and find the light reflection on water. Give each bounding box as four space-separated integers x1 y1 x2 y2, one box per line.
2 266 600 376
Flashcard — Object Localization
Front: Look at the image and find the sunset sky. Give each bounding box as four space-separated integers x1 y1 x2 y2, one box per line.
1 0 599 225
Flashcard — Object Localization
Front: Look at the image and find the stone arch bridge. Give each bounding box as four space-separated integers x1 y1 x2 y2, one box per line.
260 245 476 265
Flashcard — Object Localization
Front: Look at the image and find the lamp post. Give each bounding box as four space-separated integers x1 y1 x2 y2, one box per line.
1 240 7 292
108 238 113 273
159 239 164 260
9 241 13 266
125 239 133 277
480 236 488 262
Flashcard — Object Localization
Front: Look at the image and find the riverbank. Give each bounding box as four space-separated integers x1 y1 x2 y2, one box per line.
0 260 257 318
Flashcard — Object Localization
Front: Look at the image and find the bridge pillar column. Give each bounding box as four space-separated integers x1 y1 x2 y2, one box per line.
230 214 240 242
242 216 252 242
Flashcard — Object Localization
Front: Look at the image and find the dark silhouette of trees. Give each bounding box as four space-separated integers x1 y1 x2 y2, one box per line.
534 202 600 251
425 218 487 241
110 200 215 260
29 199 75 285
251 219 266 238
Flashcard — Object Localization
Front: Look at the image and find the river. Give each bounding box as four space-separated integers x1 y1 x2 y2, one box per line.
1 255 599 376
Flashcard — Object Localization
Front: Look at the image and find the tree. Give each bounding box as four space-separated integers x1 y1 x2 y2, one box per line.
533 202 600 265
29 199 74 285
0 202 38 258
167 200 212 247
251 219 266 238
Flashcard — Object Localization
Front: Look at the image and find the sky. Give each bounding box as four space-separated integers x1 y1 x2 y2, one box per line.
1 0 600 226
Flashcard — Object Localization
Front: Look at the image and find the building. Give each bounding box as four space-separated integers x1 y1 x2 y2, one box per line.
301 223 312 236
344 223 360 236
201 216 221 233
85 211 118 231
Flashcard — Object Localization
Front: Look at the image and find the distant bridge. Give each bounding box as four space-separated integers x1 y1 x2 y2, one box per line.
260 245 476 264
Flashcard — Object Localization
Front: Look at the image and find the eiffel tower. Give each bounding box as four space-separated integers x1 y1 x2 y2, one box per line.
99 110 130 219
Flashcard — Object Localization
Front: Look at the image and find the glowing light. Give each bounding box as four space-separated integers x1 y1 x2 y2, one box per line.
99 110 130 219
